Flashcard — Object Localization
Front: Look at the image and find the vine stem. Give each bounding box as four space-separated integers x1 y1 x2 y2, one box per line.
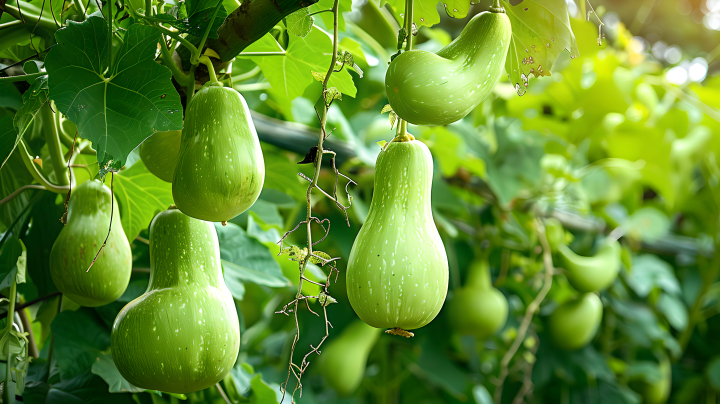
281 0 340 401
159 35 190 86
0 72 46 83
192 0 223 64
18 141 71 194
41 104 69 186
398 0 413 136
3 281 17 403
493 219 555 404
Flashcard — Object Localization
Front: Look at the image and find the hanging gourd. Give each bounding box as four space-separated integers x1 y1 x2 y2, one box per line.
111 207 240 393
173 81 264 222
346 133 449 336
548 293 603 351
559 240 621 293
385 9 512 126
49 180 132 307
447 258 508 337
139 130 182 183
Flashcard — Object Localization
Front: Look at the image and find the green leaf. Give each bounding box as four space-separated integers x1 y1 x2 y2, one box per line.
246 27 357 101
90 352 144 393
156 0 227 39
384 0 470 28
114 160 174 243
625 254 681 298
502 0 579 96
311 0 351 31
215 223 289 288
622 207 670 243
286 8 314 37
656 293 687 331
22 193 63 296
45 17 183 169
2 77 48 170
249 373 280 404
50 309 111 380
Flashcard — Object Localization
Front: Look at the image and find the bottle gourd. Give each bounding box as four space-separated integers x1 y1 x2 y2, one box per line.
559 240 621 293
173 82 264 222
49 180 131 307
548 293 603 351
447 259 508 337
385 10 511 126
318 320 381 396
346 135 449 332
111 208 240 393
140 130 182 183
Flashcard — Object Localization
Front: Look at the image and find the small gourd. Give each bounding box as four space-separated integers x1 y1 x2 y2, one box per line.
318 320 381 396
447 259 508 337
111 208 240 393
385 10 512 126
173 82 264 222
346 134 449 334
49 180 131 307
548 293 603 351
139 130 182 183
559 240 621 293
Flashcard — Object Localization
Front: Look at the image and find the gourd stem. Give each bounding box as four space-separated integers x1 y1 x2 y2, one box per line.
40 104 70 186
145 0 152 18
187 64 197 102
73 0 87 18
199 56 219 83
466 260 493 291
194 0 224 64
160 35 190 86
231 66 261 82
490 0 504 12
4 281 17 403
149 24 198 57
404 0 413 51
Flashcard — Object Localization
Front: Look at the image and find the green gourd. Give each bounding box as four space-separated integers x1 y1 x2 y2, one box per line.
644 356 671 404
548 293 603 351
173 82 264 222
139 130 182 183
385 10 511 126
559 240 621 293
49 180 131 307
111 208 240 393
446 259 508 337
346 135 449 332
318 320 381 396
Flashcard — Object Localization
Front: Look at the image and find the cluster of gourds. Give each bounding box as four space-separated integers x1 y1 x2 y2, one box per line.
48 78 263 393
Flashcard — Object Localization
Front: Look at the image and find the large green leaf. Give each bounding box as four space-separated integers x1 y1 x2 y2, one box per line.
156 0 227 39
502 0 579 96
45 17 183 171
21 192 64 296
90 352 143 393
246 27 357 102
114 160 174 243
383 0 470 27
50 309 111 380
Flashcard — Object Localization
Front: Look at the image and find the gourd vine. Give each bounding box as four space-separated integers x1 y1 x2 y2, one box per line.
274 0 356 401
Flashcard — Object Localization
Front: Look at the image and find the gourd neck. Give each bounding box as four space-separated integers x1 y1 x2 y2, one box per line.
67 180 115 219
392 132 415 143
466 259 493 291
489 0 505 13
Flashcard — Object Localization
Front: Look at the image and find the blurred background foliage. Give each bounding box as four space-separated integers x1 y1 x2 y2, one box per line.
2 0 720 403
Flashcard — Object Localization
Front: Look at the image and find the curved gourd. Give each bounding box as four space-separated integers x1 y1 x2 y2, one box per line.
548 293 603 351
559 240 621 293
140 130 182 183
173 82 265 222
111 208 240 393
347 137 449 331
447 259 508 337
49 180 131 307
385 11 511 126
318 320 381 396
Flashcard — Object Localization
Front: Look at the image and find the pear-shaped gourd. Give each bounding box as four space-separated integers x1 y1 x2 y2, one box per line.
140 130 182 183
49 180 131 307
173 82 264 222
318 320 381 396
447 259 508 337
347 135 449 332
559 240 621 293
548 293 603 351
385 10 511 126
111 208 240 394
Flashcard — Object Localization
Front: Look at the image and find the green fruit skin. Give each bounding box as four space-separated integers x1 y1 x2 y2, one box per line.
385 11 511 126
347 140 449 330
548 293 603 351
319 321 381 396
447 287 508 338
49 180 131 307
559 240 621 293
140 130 182 183
111 209 240 394
644 358 671 404
173 83 265 222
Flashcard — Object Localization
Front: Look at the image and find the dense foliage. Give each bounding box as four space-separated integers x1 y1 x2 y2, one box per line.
1 0 719 403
